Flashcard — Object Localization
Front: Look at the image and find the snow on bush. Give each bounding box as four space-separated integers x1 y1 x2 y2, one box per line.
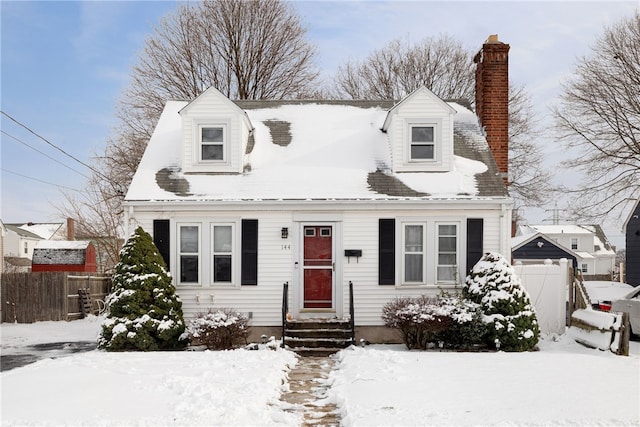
98 226 188 351
382 294 485 350
463 252 540 352
187 308 250 350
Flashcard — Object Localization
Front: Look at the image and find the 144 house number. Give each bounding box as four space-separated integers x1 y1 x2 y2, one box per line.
281 244 291 250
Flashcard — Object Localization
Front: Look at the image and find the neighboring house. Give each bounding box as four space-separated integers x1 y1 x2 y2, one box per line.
1 219 80 273
512 231 578 268
123 35 513 340
624 197 640 286
31 240 97 273
520 224 616 278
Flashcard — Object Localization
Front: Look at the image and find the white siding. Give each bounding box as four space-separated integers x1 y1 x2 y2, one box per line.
180 88 248 174
386 90 455 173
129 202 507 327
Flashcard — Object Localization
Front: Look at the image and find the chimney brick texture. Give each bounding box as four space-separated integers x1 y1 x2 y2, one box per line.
474 38 510 186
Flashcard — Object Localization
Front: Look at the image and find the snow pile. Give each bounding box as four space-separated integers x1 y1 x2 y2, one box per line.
1 318 639 426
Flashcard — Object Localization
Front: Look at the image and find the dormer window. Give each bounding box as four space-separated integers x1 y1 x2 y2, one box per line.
410 125 436 160
200 125 226 162
406 120 442 165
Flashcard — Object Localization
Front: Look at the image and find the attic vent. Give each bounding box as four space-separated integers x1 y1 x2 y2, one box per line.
263 120 291 147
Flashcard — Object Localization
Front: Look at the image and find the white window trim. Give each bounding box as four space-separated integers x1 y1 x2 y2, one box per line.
398 218 463 287
404 118 442 166
198 123 227 163
177 223 201 286
402 222 426 284
211 222 236 285
435 222 459 284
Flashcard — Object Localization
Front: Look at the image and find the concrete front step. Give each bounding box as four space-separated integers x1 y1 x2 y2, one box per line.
284 319 354 356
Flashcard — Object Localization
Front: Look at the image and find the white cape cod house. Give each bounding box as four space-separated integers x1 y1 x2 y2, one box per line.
124 36 513 342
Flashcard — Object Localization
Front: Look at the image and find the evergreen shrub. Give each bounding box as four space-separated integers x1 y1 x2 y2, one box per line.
463 252 540 351
98 226 188 351
187 308 250 350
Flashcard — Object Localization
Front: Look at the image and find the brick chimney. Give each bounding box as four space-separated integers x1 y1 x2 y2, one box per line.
474 34 510 185
67 217 75 240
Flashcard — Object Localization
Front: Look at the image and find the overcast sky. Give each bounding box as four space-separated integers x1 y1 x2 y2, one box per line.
1 1 637 248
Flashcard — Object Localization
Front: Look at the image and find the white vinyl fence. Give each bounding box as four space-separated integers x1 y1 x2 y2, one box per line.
513 259 570 335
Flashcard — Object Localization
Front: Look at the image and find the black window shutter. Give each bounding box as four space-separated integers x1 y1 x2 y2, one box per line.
153 220 170 271
241 219 258 285
379 219 395 285
466 218 484 275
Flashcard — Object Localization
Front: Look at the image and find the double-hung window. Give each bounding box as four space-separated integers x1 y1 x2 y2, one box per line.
571 238 578 250
212 224 233 283
403 224 425 283
179 224 200 284
399 221 460 285
437 223 458 283
200 125 225 161
410 125 436 161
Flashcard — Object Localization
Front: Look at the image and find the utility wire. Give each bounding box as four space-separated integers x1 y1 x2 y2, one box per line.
1 110 113 183
1 130 91 180
1 168 82 192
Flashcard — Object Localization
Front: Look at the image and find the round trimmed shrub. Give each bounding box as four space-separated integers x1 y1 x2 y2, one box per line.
463 252 539 351
98 226 188 351
187 308 250 350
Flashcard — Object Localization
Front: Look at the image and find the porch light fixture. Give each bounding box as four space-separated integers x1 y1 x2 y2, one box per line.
281 227 289 239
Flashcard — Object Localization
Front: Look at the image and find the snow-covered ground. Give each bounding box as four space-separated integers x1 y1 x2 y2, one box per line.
2 316 639 426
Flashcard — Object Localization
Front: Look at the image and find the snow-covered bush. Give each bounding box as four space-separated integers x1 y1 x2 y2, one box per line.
383 293 488 350
382 295 454 350
187 308 250 350
435 294 487 349
98 226 188 351
463 252 539 352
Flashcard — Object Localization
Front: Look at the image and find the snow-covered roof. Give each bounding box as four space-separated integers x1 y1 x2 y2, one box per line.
126 99 508 203
528 224 615 255
34 240 90 250
4 222 63 239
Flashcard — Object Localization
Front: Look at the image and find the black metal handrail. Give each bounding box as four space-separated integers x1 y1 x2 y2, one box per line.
281 281 289 348
349 281 355 345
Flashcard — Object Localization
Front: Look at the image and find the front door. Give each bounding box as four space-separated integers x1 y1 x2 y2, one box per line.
303 225 333 308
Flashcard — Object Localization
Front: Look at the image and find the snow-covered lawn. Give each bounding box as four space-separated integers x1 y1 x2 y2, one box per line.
2 316 639 426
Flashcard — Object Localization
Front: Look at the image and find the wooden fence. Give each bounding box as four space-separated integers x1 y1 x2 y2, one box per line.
0 272 111 323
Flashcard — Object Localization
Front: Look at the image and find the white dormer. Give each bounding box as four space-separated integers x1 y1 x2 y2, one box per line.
382 86 456 173
179 86 253 174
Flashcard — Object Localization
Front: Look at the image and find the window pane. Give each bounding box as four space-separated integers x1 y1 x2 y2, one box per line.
439 224 456 235
214 255 232 282
411 144 434 159
439 253 457 264
214 226 232 252
202 144 223 160
411 126 434 142
180 255 198 282
439 236 456 251
437 266 456 281
180 226 198 252
405 254 423 282
405 225 423 252
202 127 223 142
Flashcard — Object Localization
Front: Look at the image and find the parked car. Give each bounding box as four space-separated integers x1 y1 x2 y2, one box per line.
610 286 640 338
583 281 633 312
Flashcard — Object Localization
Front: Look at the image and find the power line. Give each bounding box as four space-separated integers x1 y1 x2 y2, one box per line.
0 110 113 183
1 130 91 180
1 168 82 192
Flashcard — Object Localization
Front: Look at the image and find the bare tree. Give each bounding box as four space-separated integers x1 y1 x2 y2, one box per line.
335 35 475 102
334 34 552 211
554 12 640 221
509 83 553 216
60 0 319 255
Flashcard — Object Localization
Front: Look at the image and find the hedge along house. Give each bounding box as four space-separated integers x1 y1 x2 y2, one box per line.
124 35 513 342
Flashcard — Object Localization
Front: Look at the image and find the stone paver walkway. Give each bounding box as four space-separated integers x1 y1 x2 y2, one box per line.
280 355 341 426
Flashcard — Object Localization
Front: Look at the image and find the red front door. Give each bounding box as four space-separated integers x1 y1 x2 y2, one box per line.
303 226 333 308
